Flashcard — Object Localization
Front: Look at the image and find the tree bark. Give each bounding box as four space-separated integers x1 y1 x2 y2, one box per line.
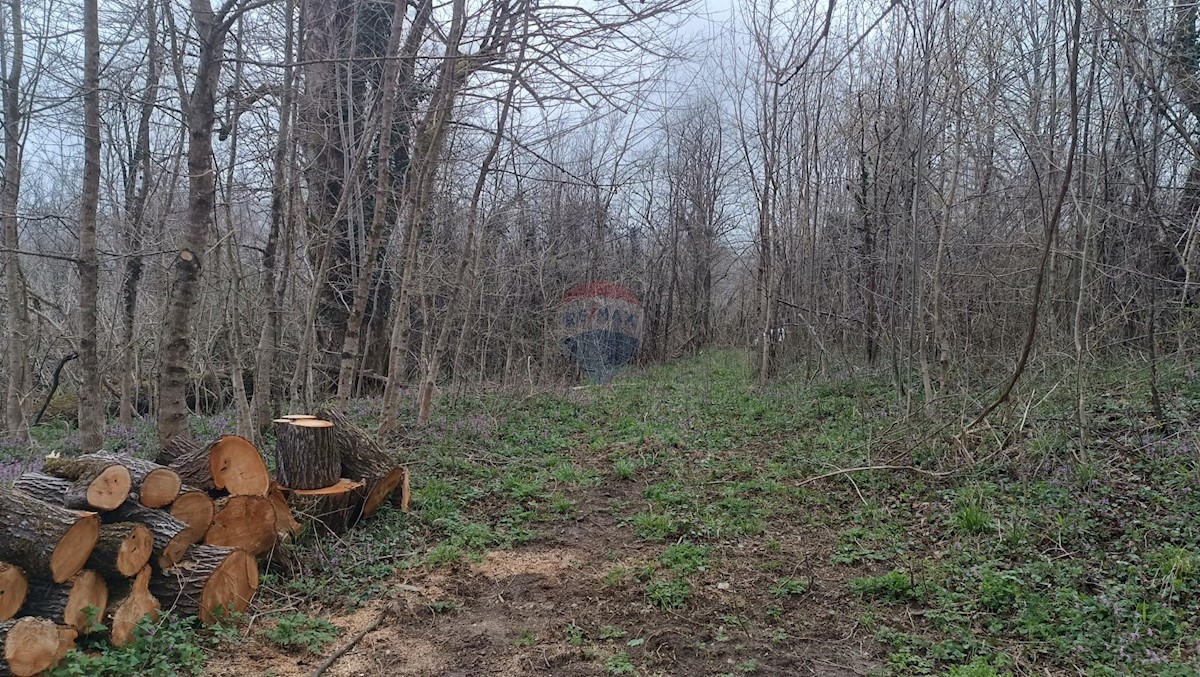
0 489 100 584
287 479 363 535
20 570 107 633
149 545 257 624
2 0 29 443
39 458 134 511
104 503 195 570
157 0 236 445
76 0 102 450
85 523 152 579
319 408 405 519
273 419 340 490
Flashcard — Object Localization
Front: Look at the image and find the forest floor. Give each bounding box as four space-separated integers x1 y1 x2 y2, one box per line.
9 350 1200 676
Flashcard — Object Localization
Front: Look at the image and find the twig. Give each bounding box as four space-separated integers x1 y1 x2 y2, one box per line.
310 604 392 677
798 464 954 486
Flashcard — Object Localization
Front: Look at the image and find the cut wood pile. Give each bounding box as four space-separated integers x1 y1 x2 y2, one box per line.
0 413 408 675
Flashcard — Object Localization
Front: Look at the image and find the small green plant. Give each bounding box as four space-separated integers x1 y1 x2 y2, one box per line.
659 541 708 575
952 504 993 534
769 577 808 597
259 613 342 654
427 600 461 614
565 623 585 646
49 615 207 677
613 458 636 479
598 624 627 640
632 512 681 542
850 570 919 603
513 629 536 647
424 543 464 567
645 578 690 609
602 566 629 588
605 651 637 675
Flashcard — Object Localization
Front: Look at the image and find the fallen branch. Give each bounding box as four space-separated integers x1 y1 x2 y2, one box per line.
310 604 392 677
798 464 955 486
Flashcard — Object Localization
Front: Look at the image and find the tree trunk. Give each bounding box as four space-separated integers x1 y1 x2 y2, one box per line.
204 495 277 557
0 563 27 622
0 617 62 677
150 545 257 624
85 523 152 579
2 0 29 443
164 435 269 496
118 0 161 431
76 0 102 450
169 488 215 540
287 479 363 534
251 0 296 438
39 458 134 511
157 0 233 445
20 571 107 633
51 453 180 508
272 419 340 490
0 489 100 584
104 504 195 570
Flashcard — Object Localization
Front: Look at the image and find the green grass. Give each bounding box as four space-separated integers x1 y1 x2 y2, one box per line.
28 350 1200 675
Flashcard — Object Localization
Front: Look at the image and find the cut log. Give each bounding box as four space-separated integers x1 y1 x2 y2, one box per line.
267 483 300 539
204 496 276 557
0 488 100 584
0 617 62 676
320 408 406 519
150 545 258 624
38 457 131 512
53 626 76 665
80 453 180 508
105 504 196 570
274 419 340 490
21 570 107 633
163 438 213 490
210 435 270 496
288 479 364 534
169 487 215 540
86 523 152 578
0 564 27 622
279 414 317 420
105 567 158 648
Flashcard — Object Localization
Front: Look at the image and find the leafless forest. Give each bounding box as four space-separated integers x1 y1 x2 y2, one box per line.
1 0 1196 446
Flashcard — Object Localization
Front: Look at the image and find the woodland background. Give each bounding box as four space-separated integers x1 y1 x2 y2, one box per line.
0 0 1197 447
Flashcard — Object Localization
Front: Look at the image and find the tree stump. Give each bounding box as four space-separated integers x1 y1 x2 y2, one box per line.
204 496 277 557
320 408 406 519
105 567 158 648
86 523 152 578
288 479 364 534
169 487 215 540
38 457 131 511
0 564 27 622
105 504 195 569
273 419 340 490
0 488 100 584
21 570 107 633
0 617 63 677
81 453 181 508
150 545 258 624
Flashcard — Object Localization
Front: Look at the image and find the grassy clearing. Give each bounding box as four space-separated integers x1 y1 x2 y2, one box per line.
8 350 1200 675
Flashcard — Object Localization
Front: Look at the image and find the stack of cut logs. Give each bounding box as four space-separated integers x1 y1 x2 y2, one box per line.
0 410 407 676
